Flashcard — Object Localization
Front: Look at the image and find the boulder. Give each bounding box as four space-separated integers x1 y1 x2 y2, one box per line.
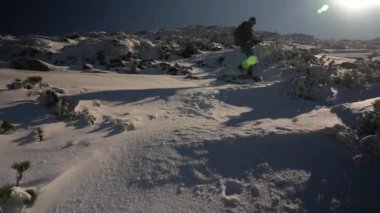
209 42 223 51
10 58 53 71
359 135 380 159
82 63 94 70
374 100 380 113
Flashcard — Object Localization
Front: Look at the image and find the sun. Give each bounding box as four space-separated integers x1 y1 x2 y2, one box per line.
335 0 380 10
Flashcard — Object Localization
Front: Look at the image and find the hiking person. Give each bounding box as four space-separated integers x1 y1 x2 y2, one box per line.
234 17 262 76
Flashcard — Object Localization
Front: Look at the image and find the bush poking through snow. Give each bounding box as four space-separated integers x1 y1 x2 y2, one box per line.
285 64 338 103
6 79 23 90
326 103 380 163
339 59 380 88
55 97 76 120
324 124 358 146
37 89 59 107
356 111 380 137
286 54 380 102
7 76 47 90
11 161 31 187
0 121 15 134
23 76 43 87
180 43 200 58
33 128 44 142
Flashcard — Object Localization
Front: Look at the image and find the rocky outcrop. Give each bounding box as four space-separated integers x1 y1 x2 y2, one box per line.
10 58 54 71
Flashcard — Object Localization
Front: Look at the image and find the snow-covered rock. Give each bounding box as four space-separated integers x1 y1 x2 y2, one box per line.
1 187 31 213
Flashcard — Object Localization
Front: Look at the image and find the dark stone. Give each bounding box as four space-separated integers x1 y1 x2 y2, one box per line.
167 67 179 75
108 58 124 68
10 58 53 71
82 63 94 70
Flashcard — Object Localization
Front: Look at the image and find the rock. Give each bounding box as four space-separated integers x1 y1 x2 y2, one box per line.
374 100 380 113
0 60 9 68
309 84 337 104
280 203 303 213
10 58 54 71
359 135 380 159
351 154 369 166
1 187 32 213
160 62 172 70
137 39 160 60
223 179 244 196
253 163 273 177
217 57 225 66
185 74 199 80
108 58 124 68
7 79 23 90
324 124 358 146
176 184 185 194
247 184 261 197
82 63 94 70
167 66 180 75
330 198 341 212
209 42 224 51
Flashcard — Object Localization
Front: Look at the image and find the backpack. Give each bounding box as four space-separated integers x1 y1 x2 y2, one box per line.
233 26 243 46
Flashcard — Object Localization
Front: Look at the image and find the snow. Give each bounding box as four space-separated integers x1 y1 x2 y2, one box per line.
1 27 380 212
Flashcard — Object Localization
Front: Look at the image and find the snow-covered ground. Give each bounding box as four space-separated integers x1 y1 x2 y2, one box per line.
1 27 380 212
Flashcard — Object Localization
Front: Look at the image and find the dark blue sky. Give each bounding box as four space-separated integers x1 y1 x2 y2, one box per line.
1 0 379 39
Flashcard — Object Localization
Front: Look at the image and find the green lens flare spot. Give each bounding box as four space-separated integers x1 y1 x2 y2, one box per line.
242 55 258 69
317 4 329 14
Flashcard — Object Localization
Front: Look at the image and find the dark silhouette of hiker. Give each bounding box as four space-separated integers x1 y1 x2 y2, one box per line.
234 17 262 76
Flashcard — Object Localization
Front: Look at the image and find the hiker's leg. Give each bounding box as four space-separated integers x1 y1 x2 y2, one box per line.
241 46 254 75
241 44 254 57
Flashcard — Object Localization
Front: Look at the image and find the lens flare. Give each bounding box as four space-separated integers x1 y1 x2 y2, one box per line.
317 4 329 14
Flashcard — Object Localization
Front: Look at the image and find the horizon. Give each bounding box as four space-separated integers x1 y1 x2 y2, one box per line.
1 0 380 40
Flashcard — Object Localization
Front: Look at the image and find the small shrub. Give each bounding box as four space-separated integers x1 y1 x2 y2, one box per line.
33 128 44 142
11 161 31 186
181 43 199 58
23 76 43 87
6 79 23 90
324 124 358 146
356 111 380 137
55 97 76 120
37 90 59 107
0 121 14 134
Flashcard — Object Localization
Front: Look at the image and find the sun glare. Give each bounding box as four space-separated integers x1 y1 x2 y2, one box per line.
335 0 380 10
